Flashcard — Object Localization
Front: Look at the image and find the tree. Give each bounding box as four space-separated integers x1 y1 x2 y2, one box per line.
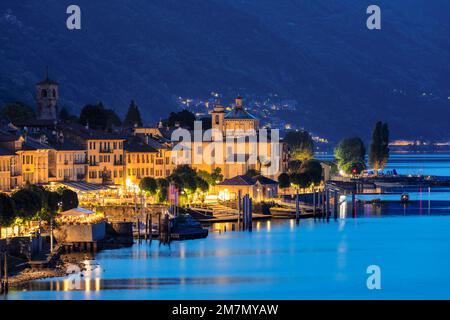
104 109 122 131
41 190 61 222
198 168 223 186
168 165 211 203
288 160 302 173
79 102 122 131
290 172 311 190
1 101 36 124
156 178 169 203
369 121 390 171
245 169 260 178
169 165 198 195
334 137 366 174
211 167 224 184
59 107 78 122
196 177 209 193
0 193 15 238
278 173 290 189
11 189 42 221
164 109 196 130
284 130 314 161
123 100 143 128
59 188 78 211
300 160 323 186
139 177 157 195
23 184 49 222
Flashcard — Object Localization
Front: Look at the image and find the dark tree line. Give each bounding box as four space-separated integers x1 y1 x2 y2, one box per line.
139 165 222 204
278 159 323 190
334 122 390 175
0 185 78 237
369 121 390 171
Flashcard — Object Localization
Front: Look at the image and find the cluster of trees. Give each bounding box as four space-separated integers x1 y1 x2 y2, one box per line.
334 122 390 175
163 110 197 130
0 184 78 237
0 99 145 132
369 121 390 171
139 166 223 204
278 159 323 190
283 130 314 161
334 137 366 174
0 101 36 123
1 98 200 133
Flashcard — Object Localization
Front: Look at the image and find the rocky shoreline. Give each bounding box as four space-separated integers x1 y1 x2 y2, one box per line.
9 253 92 288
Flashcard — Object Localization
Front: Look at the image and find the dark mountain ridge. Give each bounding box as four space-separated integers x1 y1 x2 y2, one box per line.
0 0 449 140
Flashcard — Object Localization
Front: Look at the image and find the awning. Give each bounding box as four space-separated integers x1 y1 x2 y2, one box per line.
58 181 112 192
60 207 95 217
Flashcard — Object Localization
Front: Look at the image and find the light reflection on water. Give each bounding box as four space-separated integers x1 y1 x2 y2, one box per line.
8 155 450 300
9 212 450 300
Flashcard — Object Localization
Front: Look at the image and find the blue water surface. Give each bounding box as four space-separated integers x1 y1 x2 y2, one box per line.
8 154 450 300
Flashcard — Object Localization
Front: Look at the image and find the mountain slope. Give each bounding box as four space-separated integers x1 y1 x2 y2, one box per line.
0 0 449 140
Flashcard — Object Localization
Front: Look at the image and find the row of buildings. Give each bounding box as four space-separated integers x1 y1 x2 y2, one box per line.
0 74 289 193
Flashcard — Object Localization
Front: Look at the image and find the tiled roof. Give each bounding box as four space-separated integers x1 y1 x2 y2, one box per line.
62 123 126 140
253 175 278 185
218 175 278 186
225 108 257 120
125 137 158 153
0 133 21 142
0 146 15 156
22 138 53 151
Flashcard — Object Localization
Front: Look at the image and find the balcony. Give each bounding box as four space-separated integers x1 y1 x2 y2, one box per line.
99 148 113 153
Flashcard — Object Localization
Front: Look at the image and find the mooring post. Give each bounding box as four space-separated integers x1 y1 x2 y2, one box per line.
3 252 8 295
237 190 242 230
149 213 153 244
248 197 253 232
351 191 356 218
322 189 326 219
313 188 316 216
137 219 141 242
428 186 431 214
295 189 300 224
243 195 247 231
333 190 338 220
166 214 171 248
50 218 54 253
0 252 3 295
326 188 330 220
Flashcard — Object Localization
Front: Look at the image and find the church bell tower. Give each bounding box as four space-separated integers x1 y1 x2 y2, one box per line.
36 68 59 121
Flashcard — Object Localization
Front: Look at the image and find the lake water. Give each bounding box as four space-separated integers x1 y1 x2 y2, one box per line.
8 154 450 300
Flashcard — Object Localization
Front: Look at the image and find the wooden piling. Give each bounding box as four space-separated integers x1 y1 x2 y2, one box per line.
3 252 8 295
248 197 253 232
351 192 356 218
137 219 141 242
313 189 316 216
326 188 330 220
322 190 326 219
295 189 300 224
145 213 149 241
333 190 338 220
149 213 153 244
158 213 162 247
237 190 242 230
0 253 3 295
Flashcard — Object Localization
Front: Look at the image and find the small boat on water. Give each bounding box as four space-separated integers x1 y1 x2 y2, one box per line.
400 193 410 203
269 207 317 219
